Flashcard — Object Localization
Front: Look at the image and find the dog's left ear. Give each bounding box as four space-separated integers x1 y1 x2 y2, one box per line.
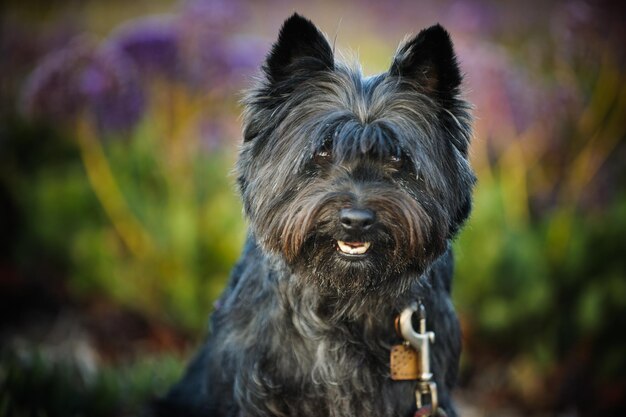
390 25 461 101
264 13 334 83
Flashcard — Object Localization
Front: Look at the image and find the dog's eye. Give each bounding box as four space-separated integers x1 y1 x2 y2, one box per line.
388 153 404 168
314 149 332 165
314 140 333 163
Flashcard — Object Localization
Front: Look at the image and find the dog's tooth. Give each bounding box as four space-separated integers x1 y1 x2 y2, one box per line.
337 240 370 255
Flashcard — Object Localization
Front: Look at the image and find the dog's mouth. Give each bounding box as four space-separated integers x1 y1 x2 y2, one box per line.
336 240 371 256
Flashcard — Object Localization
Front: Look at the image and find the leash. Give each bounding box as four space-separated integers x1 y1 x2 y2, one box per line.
391 301 447 417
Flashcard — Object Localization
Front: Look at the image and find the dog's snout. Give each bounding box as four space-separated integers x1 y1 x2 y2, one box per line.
340 208 376 231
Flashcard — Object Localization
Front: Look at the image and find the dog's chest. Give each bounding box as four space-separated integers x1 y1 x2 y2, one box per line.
225 313 416 417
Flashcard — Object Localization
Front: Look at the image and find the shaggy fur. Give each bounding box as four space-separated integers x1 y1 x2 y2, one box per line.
151 13 475 417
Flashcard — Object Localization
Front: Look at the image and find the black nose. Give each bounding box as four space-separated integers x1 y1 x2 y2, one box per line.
340 208 375 231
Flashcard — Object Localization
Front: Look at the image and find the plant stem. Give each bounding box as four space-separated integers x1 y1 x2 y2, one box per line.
76 119 155 259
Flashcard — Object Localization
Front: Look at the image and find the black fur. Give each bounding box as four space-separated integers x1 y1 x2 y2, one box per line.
151 13 475 417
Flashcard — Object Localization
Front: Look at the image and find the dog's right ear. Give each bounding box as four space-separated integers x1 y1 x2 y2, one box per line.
264 13 334 83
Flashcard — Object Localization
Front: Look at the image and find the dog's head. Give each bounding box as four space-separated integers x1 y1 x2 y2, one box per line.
237 14 474 296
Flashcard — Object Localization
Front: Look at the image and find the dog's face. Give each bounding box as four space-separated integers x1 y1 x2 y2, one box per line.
237 14 474 296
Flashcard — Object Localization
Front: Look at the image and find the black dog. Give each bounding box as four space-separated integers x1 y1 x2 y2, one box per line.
152 13 474 417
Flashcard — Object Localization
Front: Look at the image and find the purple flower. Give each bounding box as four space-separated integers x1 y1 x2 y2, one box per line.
21 38 146 133
84 46 146 133
445 1 497 35
179 0 245 30
108 16 180 79
175 0 256 91
21 38 95 123
176 26 268 91
178 28 230 89
457 42 544 136
225 35 268 78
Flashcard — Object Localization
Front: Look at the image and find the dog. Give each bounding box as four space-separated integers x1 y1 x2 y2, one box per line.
151 13 475 417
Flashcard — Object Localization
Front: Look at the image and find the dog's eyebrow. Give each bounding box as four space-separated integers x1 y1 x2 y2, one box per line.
326 120 403 163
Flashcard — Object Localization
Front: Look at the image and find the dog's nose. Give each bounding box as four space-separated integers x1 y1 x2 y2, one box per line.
340 208 375 231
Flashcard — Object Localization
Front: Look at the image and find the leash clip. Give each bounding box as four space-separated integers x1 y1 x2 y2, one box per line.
398 301 439 417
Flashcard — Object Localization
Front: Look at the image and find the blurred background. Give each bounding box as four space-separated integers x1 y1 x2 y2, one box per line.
1 0 625 416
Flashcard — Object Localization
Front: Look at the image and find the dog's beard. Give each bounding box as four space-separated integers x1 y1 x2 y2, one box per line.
293 232 417 297
250 174 451 298
278 194 446 298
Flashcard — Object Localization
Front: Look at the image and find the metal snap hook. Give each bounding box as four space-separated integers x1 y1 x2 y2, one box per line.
398 301 439 416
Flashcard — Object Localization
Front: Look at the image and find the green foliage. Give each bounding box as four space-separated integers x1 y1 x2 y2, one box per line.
8 110 245 333
453 53 626 380
456 179 626 349
65 123 246 331
0 348 184 417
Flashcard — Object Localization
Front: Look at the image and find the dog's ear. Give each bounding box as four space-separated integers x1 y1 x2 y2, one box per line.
390 25 461 100
264 13 334 83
